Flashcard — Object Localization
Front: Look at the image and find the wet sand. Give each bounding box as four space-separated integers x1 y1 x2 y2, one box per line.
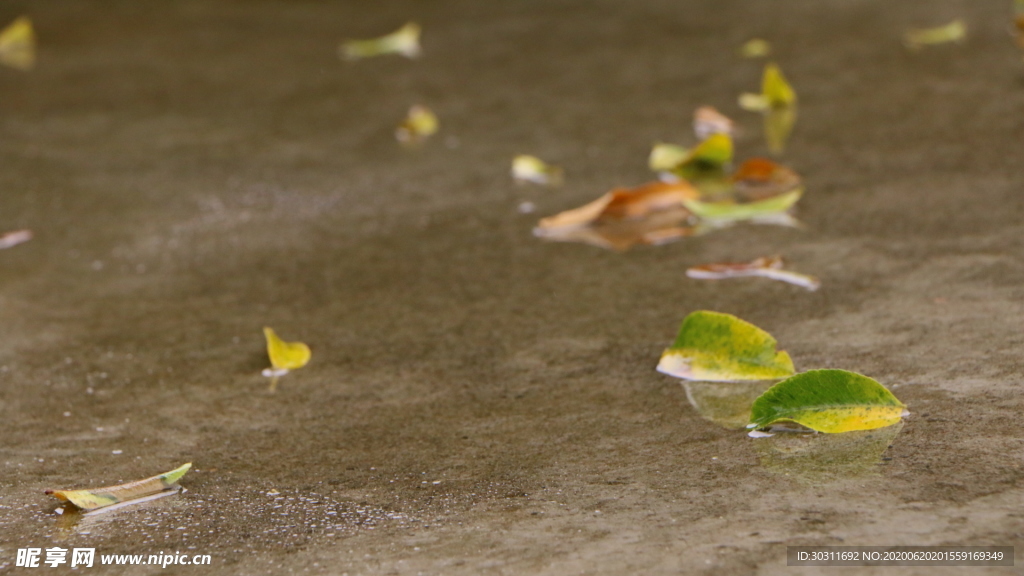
1 0 1023 574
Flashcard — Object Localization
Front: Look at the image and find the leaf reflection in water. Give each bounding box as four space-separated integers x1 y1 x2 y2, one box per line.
683 381 776 429
751 421 904 483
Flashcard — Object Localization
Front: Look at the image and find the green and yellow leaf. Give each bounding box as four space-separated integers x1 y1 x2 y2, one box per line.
749 369 907 433
45 463 192 511
264 327 311 372
657 311 796 381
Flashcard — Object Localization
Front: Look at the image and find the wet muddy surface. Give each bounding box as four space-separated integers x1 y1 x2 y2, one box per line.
1 0 1023 574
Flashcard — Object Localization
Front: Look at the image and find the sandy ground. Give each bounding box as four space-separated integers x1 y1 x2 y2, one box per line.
1 0 1023 574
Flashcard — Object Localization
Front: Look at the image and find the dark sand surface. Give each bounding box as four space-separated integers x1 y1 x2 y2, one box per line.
1 1 1023 574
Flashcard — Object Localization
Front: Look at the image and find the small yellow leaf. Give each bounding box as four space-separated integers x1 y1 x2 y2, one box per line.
512 155 563 186
648 143 690 172
738 93 770 112
0 16 35 71
263 327 311 372
396 105 438 145
739 38 771 58
762 63 796 107
904 19 966 51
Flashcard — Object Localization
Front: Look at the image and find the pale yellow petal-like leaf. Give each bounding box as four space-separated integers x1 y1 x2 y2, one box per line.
512 155 563 186
263 327 311 372
340 22 421 61
739 38 771 58
904 19 966 51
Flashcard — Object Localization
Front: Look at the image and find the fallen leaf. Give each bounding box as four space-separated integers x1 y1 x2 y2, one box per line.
904 19 966 51
339 22 421 61
693 106 735 139
45 463 191 512
762 63 796 107
682 158 803 222
534 181 698 251
512 155 563 186
684 189 802 223
0 229 32 249
687 255 820 290
738 38 771 58
263 327 311 376
738 63 797 152
648 142 691 172
657 310 796 382
651 133 734 184
739 62 796 111
395 105 438 145
748 369 907 433
0 16 35 71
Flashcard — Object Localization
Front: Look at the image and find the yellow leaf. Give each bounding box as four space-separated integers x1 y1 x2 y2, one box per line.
512 155 563 186
648 142 690 172
0 16 35 71
762 63 796 107
263 327 311 372
738 38 771 58
396 105 438 145
904 19 966 51
340 22 421 61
